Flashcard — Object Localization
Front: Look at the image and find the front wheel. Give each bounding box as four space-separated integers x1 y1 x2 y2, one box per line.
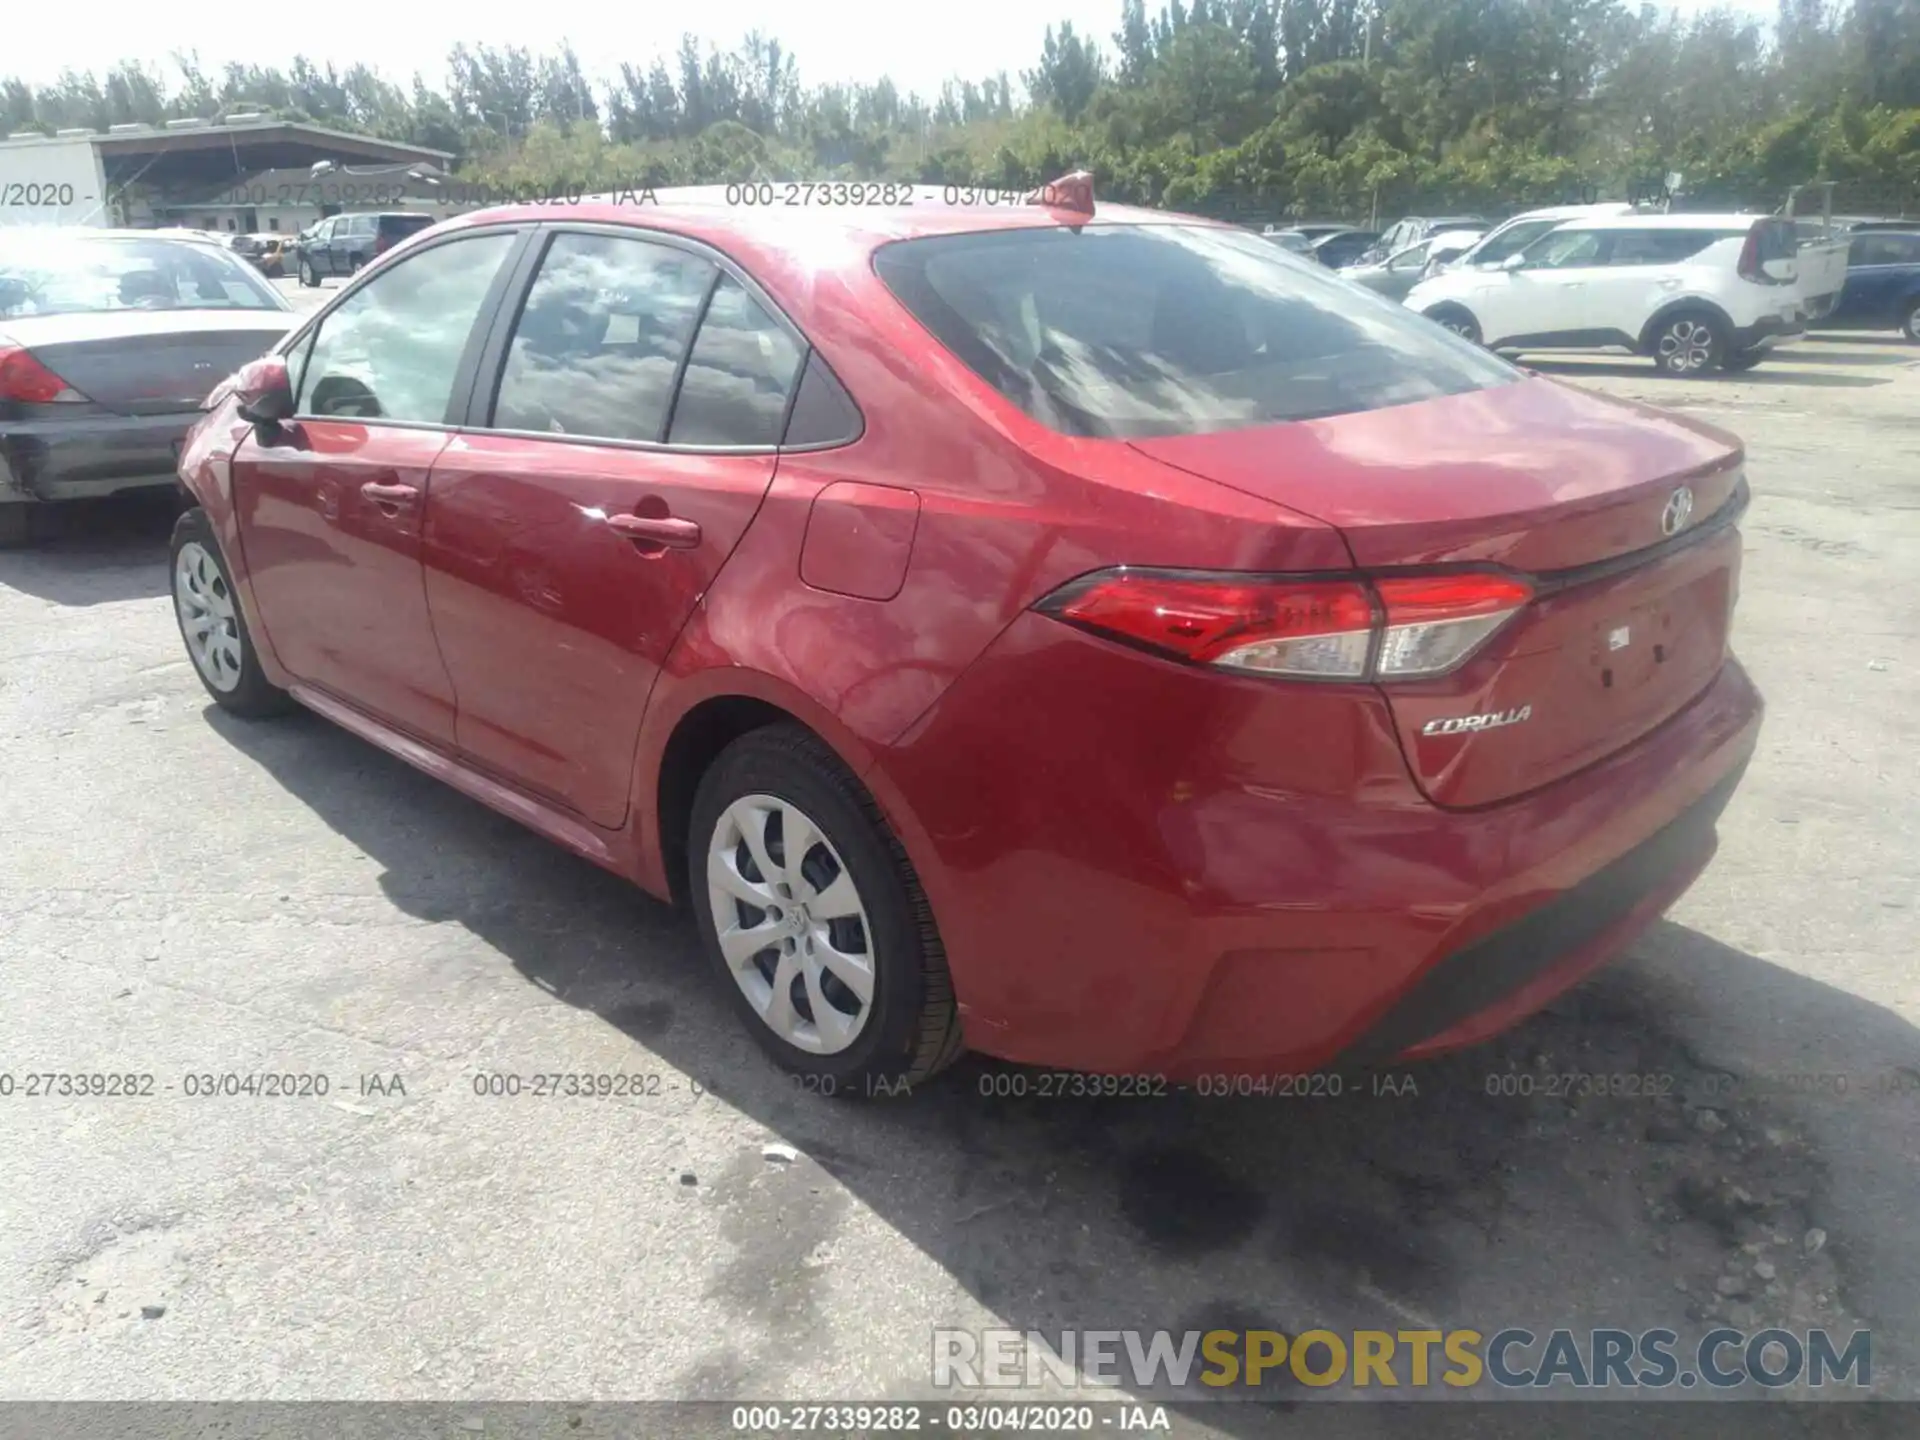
1720 347 1767 372
1651 313 1723 375
299 259 316 287
170 508 295 718
690 724 964 1094
1424 305 1482 345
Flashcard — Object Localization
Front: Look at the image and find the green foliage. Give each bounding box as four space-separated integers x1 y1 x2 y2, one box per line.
2 3 1916 218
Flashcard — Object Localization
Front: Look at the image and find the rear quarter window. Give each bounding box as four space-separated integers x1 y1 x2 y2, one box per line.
872 224 1518 440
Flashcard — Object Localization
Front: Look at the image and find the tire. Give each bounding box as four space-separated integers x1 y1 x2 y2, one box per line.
1903 299 1920 344
1650 311 1724 376
1425 304 1482 345
299 259 317 287
0 504 34 549
1720 348 1766 372
689 723 964 1094
169 508 295 718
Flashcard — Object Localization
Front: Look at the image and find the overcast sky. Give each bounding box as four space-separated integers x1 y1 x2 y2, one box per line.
9 0 1783 105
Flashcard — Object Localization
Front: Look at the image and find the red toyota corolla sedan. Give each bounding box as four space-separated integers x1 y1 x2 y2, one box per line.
171 178 1763 1091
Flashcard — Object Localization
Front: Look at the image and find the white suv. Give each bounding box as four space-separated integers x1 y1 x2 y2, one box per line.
1404 213 1806 374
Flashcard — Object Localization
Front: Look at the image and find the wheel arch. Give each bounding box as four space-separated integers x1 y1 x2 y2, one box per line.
1638 298 1737 355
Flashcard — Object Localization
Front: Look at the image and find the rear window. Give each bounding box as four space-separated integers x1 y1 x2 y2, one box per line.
1754 220 1799 263
0 235 285 318
872 224 1517 440
379 215 434 241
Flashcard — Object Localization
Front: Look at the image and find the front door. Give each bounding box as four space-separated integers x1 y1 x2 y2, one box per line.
1480 227 1608 345
422 230 806 827
233 229 522 742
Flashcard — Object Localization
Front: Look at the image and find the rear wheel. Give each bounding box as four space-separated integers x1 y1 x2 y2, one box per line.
169 508 294 718
1903 299 1920 344
299 259 317 287
1425 305 1482 345
690 724 963 1094
1720 348 1767 372
1650 312 1723 375
0 505 34 550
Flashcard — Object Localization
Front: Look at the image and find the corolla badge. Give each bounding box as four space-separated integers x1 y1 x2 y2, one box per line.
1661 486 1695 536
1422 705 1532 737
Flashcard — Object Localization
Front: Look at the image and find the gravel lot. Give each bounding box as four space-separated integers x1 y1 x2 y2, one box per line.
2 323 1917 1426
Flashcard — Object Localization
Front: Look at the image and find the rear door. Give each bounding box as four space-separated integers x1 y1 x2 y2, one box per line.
422 227 805 827
233 228 524 742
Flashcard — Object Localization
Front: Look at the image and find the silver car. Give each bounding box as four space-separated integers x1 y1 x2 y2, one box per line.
0 229 295 546
1341 230 1487 300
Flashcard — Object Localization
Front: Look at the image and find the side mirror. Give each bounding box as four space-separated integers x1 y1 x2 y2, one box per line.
1501 253 1529 272
227 355 294 425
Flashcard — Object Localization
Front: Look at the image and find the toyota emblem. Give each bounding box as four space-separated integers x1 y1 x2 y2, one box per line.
1661 486 1695 537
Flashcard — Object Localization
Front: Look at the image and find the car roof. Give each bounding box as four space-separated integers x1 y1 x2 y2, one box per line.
1562 213 1768 231
445 185 1218 255
0 227 231 249
1502 202 1637 223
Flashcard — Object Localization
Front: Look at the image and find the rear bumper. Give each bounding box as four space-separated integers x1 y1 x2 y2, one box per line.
1731 311 1807 350
880 613 1764 1078
0 411 199 503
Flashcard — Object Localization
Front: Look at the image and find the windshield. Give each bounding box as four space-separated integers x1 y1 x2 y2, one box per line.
0 235 287 319
1470 219 1564 266
873 223 1519 440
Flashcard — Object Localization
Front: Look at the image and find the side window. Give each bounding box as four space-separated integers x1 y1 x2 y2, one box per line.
352 216 376 238
294 232 516 423
667 274 805 446
1530 229 1604 268
1605 230 1721 266
1387 242 1431 273
1853 233 1920 266
491 232 716 442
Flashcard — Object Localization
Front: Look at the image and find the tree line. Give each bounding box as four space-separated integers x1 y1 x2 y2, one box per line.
4 0 1918 221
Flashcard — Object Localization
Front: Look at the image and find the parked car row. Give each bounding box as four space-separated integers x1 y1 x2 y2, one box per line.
1300 203 1920 372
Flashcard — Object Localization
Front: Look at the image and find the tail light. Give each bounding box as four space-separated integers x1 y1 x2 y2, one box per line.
0 343 89 403
1035 568 1532 681
1737 222 1790 285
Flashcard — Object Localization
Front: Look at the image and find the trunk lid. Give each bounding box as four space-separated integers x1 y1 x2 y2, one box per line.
1 311 294 416
1130 376 1747 808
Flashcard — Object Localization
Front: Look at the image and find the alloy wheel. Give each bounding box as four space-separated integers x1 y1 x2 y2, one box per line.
706 793 876 1055
173 541 244 693
1657 318 1717 373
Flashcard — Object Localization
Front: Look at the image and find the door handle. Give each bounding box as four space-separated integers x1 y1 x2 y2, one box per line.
361 481 420 510
607 512 702 550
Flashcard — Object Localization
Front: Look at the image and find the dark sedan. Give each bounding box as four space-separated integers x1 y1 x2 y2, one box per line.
0 229 295 546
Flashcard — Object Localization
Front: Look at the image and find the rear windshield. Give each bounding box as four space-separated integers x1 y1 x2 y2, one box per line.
872 224 1518 439
0 235 286 318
